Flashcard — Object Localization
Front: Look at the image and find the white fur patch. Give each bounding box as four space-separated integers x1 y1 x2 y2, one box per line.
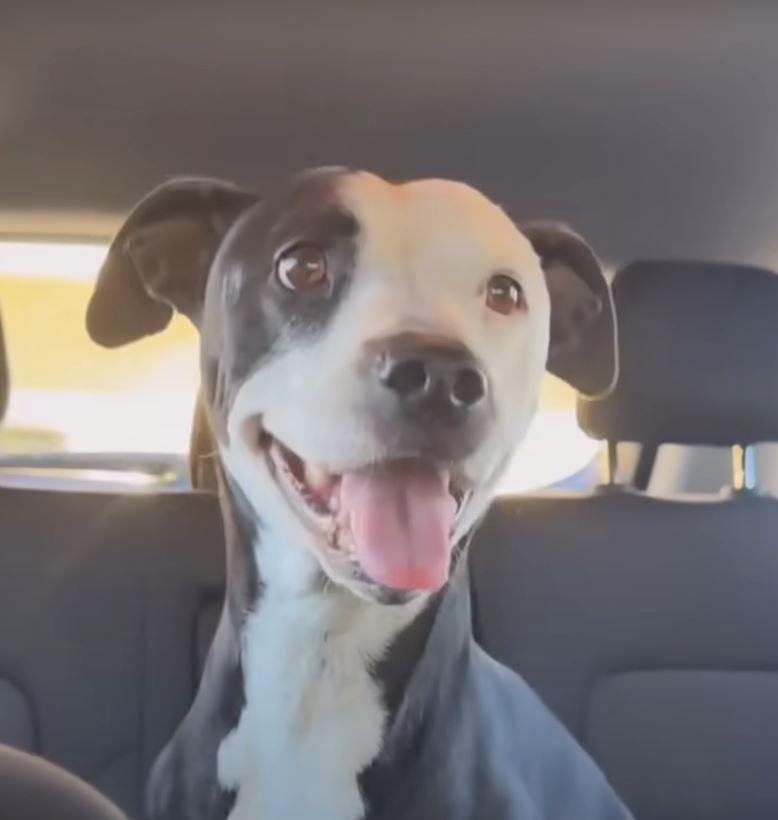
218 551 424 820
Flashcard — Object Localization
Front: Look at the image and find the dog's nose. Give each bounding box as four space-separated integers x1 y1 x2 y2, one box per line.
375 334 488 423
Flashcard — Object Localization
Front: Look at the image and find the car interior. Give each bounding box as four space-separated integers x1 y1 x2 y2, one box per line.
2 4 778 819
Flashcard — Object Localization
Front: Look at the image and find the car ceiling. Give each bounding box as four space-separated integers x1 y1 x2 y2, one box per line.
1 2 778 269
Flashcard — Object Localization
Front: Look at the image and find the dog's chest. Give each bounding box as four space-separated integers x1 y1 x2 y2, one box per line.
217 592 419 820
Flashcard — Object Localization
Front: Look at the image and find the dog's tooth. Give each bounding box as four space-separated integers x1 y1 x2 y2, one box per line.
304 461 328 490
337 523 354 554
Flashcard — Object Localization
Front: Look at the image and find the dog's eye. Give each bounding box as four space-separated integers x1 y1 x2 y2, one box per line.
486 273 525 315
275 244 327 291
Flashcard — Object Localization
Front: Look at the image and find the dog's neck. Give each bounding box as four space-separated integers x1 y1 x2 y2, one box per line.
357 558 473 817
219 467 472 692
216 471 473 819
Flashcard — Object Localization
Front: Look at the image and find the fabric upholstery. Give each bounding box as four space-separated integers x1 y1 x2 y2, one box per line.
0 486 225 818
470 490 778 820
578 260 778 446
0 680 36 751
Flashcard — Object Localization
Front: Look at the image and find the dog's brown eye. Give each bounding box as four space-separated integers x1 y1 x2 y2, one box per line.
275 244 327 291
486 273 525 315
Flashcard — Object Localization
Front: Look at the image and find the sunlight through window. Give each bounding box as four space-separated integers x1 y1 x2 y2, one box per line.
0 238 601 491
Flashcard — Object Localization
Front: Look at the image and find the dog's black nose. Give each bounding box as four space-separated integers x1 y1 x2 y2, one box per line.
375 333 488 423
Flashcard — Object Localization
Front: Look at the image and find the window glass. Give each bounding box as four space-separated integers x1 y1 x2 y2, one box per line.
0 239 601 492
1 240 198 455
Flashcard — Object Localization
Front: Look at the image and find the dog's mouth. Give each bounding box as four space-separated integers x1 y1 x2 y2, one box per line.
256 429 469 592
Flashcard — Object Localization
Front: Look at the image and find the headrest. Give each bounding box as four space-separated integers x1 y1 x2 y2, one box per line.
578 260 778 446
0 306 8 422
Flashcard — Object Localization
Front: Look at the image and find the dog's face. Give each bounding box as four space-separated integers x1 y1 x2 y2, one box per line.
87 169 616 603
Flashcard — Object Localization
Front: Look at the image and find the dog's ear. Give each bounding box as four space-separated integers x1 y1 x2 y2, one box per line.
521 221 618 398
86 177 259 347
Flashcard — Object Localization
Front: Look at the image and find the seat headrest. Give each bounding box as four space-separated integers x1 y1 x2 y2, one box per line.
0 306 8 422
577 260 778 446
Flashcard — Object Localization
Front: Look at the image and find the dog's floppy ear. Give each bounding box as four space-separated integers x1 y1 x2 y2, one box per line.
521 221 618 398
86 177 259 347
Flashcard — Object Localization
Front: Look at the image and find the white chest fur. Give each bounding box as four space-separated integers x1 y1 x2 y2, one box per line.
218 586 425 820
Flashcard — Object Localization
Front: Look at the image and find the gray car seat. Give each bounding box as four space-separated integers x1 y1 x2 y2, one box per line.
470 260 778 820
0 487 224 818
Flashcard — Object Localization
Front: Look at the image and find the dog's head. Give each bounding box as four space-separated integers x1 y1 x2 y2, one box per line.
87 169 616 603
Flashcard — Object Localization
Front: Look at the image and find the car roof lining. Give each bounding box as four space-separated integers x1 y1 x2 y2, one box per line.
1 4 778 268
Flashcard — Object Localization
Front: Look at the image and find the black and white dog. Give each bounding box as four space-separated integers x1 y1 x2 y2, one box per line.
87 169 630 820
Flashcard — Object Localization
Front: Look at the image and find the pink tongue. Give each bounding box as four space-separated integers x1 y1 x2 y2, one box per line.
339 462 457 591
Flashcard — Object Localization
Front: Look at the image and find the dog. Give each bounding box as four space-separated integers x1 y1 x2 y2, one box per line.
86 168 630 820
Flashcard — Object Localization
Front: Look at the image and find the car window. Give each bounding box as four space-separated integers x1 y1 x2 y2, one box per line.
1 239 198 455
0 238 601 491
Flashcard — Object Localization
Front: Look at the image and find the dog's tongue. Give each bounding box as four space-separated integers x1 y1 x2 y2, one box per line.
339 462 456 591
